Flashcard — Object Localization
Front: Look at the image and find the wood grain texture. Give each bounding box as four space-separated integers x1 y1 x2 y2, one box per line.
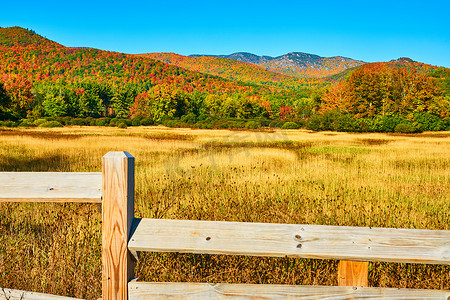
0 172 101 203
338 261 368 287
0 287 83 300
128 218 450 265
128 282 450 300
102 152 135 300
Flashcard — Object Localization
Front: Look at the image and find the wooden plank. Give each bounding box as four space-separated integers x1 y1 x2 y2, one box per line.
0 172 102 203
102 151 135 300
128 218 450 265
0 287 83 300
128 282 450 299
338 261 368 287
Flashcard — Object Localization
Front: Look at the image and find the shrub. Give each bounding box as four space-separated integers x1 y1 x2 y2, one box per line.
181 113 197 124
121 119 132 126
160 115 174 125
0 120 17 127
140 118 153 126
445 118 450 131
394 123 415 133
131 119 141 126
96 119 107 126
255 117 269 127
268 120 284 128
281 122 300 129
71 118 85 126
85 117 94 125
18 119 36 127
33 118 47 126
320 111 339 131
54 117 65 124
217 121 229 129
109 118 118 126
226 120 245 129
197 114 210 122
381 115 404 132
163 120 174 127
61 117 72 125
368 116 383 132
293 118 306 128
199 122 213 129
306 115 322 131
59 116 72 125
245 120 261 129
354 118 373 133
89 120 97 126
414 112 445 131
331 114 356 132
38 121 63 128
164 120 186 128
117 122 127 129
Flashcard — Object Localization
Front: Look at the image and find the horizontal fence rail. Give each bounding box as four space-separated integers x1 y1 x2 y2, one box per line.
0 287 83 300
128 282 450 300
128 218 450 265
0 172 102 203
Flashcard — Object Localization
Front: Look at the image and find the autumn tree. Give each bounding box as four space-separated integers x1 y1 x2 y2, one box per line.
321 63 447 120
279 105 295 120
386 67 445 119
0 81 10 119
320 81 349 113
259 100 273 118
0 74 33 118
345 63 390 117
294 97 314 118
111 84 141 118
129 84 187 122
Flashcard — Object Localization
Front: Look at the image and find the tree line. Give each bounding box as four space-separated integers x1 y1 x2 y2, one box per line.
1 62 449 132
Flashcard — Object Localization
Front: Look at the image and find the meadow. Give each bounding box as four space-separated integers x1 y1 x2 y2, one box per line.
0 126 449 299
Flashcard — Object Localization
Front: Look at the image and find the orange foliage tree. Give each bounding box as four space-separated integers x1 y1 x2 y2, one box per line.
0 74 33 117
321 63 447 119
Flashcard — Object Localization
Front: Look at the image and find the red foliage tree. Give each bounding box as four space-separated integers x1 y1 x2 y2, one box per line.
279 105 296 120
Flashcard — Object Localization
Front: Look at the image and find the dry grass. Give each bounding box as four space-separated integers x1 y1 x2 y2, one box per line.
0 126 449 299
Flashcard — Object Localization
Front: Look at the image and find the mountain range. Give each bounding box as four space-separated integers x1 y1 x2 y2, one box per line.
190 52 365 78
0 26 443 91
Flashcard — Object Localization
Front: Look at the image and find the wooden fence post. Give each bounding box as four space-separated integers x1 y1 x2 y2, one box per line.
338 260 368 287
102 151 135 300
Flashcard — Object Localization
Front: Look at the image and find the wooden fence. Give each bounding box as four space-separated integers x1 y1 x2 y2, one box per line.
1 151 449 300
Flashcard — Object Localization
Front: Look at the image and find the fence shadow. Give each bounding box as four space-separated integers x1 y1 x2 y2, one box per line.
0 153 73 172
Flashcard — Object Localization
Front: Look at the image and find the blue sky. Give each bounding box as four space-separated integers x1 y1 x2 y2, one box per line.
1 0 449 67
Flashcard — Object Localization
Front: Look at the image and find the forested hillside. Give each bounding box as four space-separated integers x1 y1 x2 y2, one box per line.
0 26 62 48
0 27 293 120
142 53 323 88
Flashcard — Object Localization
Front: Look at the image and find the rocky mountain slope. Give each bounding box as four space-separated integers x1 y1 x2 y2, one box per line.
191 52 365 78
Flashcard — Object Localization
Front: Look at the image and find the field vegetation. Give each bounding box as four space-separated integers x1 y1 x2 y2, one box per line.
0 126 449 299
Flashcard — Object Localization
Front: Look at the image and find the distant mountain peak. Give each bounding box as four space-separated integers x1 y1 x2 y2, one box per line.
390 57 415 63
284 52 322 59
191 51 365 78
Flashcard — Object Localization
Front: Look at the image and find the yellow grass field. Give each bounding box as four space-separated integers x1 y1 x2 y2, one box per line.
0 126 449 299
